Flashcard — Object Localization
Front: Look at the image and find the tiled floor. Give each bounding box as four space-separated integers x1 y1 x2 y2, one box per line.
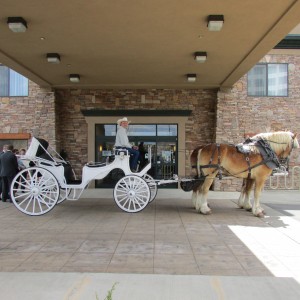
0 190 299 279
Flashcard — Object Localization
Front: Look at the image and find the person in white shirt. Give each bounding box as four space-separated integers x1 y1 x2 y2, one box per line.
115 117 139 172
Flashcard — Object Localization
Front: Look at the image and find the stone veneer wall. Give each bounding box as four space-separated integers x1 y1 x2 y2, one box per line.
214 54 300 191
0 81 57 148
55 89 217 176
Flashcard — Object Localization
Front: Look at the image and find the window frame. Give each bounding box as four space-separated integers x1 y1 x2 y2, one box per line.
247 63 288 97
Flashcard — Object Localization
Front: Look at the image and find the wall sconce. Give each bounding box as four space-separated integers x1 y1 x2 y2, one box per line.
186 74 197 82
69 74 80 83
207 15 224 31
47 53 61 64
194 51 207 63
7 17 27 32
99 145 103 152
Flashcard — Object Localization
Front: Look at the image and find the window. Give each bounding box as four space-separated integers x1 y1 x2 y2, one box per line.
0 65 28 96
247 63 288 97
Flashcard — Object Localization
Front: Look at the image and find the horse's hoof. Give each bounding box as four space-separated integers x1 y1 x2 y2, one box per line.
256 212 265 218
200 210 212 215
246 208 252 212
195 207 202 213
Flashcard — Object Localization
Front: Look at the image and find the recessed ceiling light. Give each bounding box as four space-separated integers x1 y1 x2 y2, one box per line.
194 52 207 63
46 53 61 64
69 74 80 83
7 17 27 33
186 74 197 82
207 15 224 31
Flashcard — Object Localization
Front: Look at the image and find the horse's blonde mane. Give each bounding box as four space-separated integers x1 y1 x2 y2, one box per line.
250 131 299 153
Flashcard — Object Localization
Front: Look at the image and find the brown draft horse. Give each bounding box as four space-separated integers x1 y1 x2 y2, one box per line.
191 131 299 217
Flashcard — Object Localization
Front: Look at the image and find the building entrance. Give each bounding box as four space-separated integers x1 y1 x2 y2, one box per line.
95 124 178 188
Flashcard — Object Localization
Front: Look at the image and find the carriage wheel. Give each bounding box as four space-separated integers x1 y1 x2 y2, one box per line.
142 174 158 203
113 175 150 213
10 167 59 216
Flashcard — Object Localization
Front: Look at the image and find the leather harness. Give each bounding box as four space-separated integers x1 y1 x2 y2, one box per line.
196 138 293 180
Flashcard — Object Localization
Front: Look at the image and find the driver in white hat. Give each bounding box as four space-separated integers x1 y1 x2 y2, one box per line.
115 117 139 172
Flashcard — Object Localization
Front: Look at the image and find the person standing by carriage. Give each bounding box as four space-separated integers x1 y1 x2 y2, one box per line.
0 144 8 201
0 144 19 202
115 117 140 172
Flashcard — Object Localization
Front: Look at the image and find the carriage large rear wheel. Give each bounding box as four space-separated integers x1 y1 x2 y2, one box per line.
113 175 150 212
10 167 59 216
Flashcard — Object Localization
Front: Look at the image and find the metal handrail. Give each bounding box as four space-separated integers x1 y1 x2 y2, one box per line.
269 166 300 190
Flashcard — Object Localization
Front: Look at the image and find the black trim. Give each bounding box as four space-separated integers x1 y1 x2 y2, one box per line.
274 36 300 49
81 109 192 117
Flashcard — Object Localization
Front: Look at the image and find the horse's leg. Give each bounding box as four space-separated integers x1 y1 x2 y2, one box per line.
237 179 246 208
238 178 254 211
195 176 215 215
192 190 197 208
252 178 266 217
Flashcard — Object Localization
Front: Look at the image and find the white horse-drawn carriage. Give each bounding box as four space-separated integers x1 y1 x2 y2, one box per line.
12 131 297 218
10 137 160 215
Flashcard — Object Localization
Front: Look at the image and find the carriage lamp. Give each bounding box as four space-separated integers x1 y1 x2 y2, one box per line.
47 53 61 64
69 74 80 83
207 15 224 31
7 17 27 32
194 52 207 63
186 74 197 82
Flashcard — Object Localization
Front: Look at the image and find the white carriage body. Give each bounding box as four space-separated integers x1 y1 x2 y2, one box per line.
23 137 151 189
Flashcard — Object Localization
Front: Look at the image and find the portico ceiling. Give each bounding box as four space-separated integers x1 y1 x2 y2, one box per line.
1 0 300 89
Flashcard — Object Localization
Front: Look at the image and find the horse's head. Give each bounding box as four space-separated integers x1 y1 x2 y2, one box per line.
284 132 299 158
252 131 299 159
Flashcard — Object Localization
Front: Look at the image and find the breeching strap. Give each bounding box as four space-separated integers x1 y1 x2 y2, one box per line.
199 144 223 179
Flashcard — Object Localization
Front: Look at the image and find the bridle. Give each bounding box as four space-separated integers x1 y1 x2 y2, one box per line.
265 136 296 171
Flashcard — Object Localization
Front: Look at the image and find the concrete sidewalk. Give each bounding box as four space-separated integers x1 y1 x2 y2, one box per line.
1 272 300 300
0 189 300 299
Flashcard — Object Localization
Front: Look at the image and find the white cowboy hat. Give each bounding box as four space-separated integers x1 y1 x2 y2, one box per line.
117 117 131 125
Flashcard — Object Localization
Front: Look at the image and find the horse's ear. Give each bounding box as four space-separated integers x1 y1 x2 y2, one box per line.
293 132 298 138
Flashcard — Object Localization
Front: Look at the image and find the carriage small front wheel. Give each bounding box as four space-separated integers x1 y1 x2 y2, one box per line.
113 175 150 212
10 167 59 216
142 174 157 203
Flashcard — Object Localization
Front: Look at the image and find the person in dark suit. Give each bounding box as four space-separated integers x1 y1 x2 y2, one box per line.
138 142 148 171
0 144 19 202
0 144 8 201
